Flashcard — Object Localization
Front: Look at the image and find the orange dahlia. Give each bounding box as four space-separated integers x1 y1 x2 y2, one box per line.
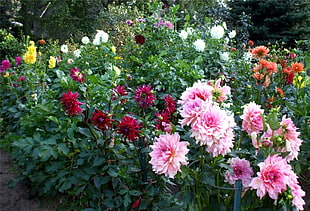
251 45 270 58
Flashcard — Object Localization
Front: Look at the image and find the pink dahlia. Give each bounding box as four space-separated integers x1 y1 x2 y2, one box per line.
1 60 10 69
70 67 85 83
260 115 302 162
60 89 83 116
190 101 236 157
224 157 254 187
249 154 305 210
178 81 213 106
179 98 205 127
212 78 231 102
241 102 264 135
134 84 156 109
149 133 189 178
116 115 142 141
90 110 114 130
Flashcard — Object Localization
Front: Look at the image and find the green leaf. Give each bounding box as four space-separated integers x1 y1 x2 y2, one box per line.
266 112 280 130
78 127 92 137
108 169 118 177
129 190 141 196
57 143 69 155
93 156 105 167
12 137 34 152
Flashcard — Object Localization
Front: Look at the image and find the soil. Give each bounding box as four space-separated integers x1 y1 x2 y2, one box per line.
1 147 310 211
0 148 59 211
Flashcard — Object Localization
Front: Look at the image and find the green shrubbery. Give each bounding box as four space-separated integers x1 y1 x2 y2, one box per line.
0 1 309 210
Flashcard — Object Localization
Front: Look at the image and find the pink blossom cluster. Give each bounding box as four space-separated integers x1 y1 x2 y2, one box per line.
149 133 189 178
224 157 254 187
154 19 174 30
260 116 302 162
178 79 235 157
249 154 305 210
241 102 302 162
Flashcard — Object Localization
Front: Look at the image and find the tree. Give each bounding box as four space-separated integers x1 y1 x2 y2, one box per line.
227 0 310 47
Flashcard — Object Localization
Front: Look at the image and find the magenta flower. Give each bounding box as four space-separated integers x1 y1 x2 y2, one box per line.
126 20 133 25
112 85 128 104
134 84 156 109
69 67 85 83
19 76 26 81
249 154 305 209
1 60 10 69
15 57 22 66
240 102 264 135
149 133 189 178
190 101 236 157
224 157 254 187
116 116 142 141
60 89 84 116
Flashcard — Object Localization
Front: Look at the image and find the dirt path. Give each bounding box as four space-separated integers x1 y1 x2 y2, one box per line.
0 148 57 211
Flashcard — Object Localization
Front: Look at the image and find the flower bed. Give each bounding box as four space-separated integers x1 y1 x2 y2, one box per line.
0 2 309 210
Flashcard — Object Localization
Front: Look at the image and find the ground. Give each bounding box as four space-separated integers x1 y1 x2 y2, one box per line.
1 148 310 210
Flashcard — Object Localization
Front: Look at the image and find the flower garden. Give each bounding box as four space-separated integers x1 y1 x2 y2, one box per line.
0 1 310 210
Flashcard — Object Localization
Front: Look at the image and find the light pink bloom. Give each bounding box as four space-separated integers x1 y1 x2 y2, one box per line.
190 101 236 157
225 157 254 187
212 78 231 102
260 115 302 162
179 98 205 127
178 81 213 105
249 154 305 210
241 102 264 135
149 133 189 178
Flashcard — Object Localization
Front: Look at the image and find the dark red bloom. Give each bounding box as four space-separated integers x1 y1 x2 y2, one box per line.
131 197 141 209
286 71 295 85
116 116 142 141
112 85 128 103
163 94 176 115
90 110 114 130
135 34 146 45
60 89 83 116
134 84 156 109
70 66 85 83
155 110 171 131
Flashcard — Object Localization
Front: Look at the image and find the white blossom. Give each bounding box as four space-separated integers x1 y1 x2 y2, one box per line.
210 25 225 39
193 39 205 52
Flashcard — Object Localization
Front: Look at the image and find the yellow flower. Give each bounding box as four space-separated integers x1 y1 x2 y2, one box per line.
48 56 56 68
23 41 37 64
23 52 36 64
113 66 121 76
3 72 9 77
293 75 308 89
114 56 123 60
111 46 116 53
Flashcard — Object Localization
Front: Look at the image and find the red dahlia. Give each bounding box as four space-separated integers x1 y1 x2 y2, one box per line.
163 94 176 114
90 110 114 130
60 89 83 116
135 34 146 45
112 85 128 103
116 116 142 141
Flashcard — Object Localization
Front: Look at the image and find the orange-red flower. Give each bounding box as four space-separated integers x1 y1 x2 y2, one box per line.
291 62 304 73
251 45 270 58
39 39 45 45
248 40 255 46
276 87 285 98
